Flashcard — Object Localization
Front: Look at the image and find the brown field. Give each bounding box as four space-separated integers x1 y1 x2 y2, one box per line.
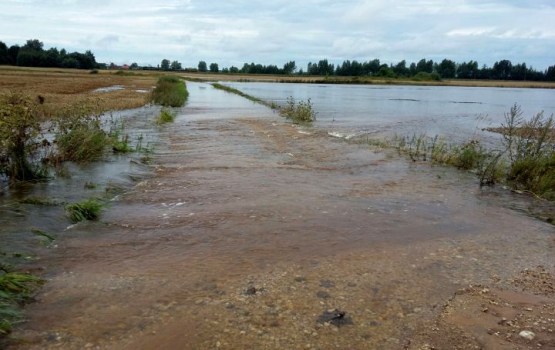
0 66 159 115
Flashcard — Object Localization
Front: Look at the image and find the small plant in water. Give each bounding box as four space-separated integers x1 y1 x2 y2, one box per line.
280 96 317 124
156 108 176 124
65 198 103 223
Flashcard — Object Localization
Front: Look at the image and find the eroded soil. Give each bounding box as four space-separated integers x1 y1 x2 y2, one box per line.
5 106 554 349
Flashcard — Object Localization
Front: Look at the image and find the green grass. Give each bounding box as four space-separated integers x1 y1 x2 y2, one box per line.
0 272 43 336
65 198 103 223
151 76 188 107
156 108 176 124
279 96 317 124
211 83 272 107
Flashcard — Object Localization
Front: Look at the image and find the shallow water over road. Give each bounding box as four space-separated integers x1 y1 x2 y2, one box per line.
3 83 554 349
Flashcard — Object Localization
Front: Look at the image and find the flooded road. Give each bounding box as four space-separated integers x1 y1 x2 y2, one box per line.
4 83 555 349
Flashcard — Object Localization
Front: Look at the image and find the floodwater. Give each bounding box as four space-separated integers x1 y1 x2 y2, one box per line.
2 82 554 349
225 82 555 142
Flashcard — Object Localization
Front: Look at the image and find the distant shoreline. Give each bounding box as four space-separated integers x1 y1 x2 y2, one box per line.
1 66 554 89
180 71 555 89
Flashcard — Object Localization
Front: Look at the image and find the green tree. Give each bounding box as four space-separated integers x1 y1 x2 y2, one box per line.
492 59 512 80
170 60 182 70
437 59 456 79
392 60 409 77
0 41 9 65
130 62 139 69
209 62 219 73
282 61 296 74
198 60 207 72
160 59 170 71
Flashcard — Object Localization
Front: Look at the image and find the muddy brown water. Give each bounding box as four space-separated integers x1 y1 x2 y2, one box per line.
2 83 554 349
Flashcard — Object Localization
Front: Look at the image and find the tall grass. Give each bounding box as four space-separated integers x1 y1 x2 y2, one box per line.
279 97 317 124
0 272 43 336
0 92 48 181
501 105 555 199
156 108 176 124
377 105 554 199
150 76 188 107
65 198 104 223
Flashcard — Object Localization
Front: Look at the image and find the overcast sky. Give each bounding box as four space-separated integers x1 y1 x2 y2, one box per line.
1 0 554 70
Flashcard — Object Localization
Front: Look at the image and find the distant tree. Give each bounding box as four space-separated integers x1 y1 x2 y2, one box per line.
511 62 527 80
170 60 182 70
415 59 434 73
130 62 139 69
160 59 170 71
209 62 219 73
198 61 207 72
229 66 239 73
545 65 555 81
436 59 456 79
61 57 79 68
282 61 296 74
392 60 409 77
0 41 9 64
7 45 19 65
22 39 44 51
492 59 512 80
364 59 381 75
457 60 479 79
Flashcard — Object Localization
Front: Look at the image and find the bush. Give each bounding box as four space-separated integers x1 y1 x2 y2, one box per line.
0 92 48 181
501 105 555 198
54 104 111 162
65 198 103 222
156 108 176 124
150 76 188 107
280 97 317 124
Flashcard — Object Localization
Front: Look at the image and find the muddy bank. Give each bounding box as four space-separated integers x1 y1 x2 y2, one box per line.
4 85 554 349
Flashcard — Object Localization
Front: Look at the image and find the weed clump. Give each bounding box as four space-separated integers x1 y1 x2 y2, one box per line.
0 271 43 336
65 198 103 222
54 103 111 162
156 108 176 124
0 92 48 181
280 96 317 124
151 76 188 107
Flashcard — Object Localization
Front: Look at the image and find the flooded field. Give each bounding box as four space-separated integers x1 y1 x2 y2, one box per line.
2 83 554 349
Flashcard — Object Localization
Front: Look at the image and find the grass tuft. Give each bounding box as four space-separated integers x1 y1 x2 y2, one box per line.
65 198 103 223
279 96 317 124
156 108 176 124
0 272 43 336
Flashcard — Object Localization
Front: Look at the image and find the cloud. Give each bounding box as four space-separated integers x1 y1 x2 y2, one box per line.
0 0 554 69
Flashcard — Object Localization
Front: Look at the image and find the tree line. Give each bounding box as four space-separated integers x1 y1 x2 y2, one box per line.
197 58 555 82
0 39 97 69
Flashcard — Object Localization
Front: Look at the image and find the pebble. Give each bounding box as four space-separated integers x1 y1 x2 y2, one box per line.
518 330 535 340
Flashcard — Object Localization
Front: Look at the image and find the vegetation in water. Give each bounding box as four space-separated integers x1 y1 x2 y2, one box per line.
279 97 317 124
156 108 176 124
367 105 554 200
0 270 43 336
150 76 188 107
0 92 48 181
65 198 104 223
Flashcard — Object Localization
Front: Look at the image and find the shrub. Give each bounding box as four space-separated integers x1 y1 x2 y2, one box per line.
501 104 555 198
280 97 317 124
156 108 176 124
54 105 111 162
65 198 103 222
150 76 188 107
0 92 48 181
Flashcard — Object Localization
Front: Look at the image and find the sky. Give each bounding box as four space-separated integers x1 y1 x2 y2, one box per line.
1 0 554 70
